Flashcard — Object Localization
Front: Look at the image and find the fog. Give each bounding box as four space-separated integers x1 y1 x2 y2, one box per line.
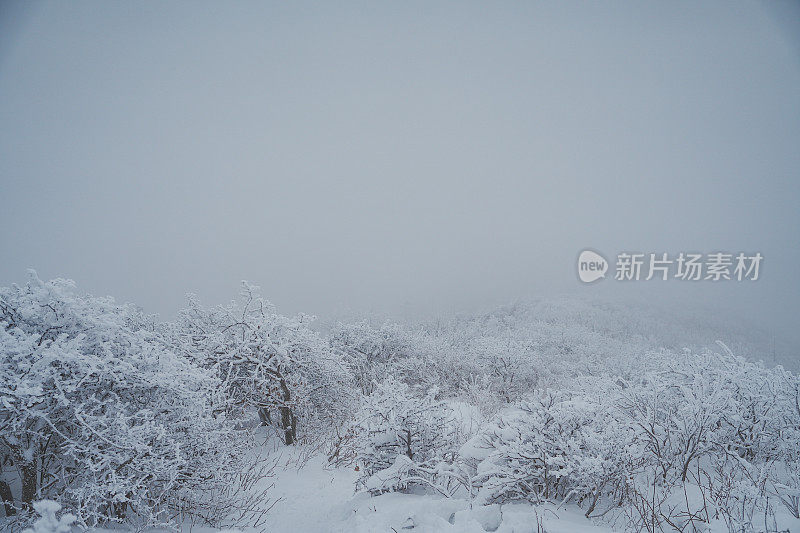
1 1 798 346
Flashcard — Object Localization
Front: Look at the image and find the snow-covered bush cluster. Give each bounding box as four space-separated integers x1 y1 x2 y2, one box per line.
172 283 352 445
346 377 466 496
0 273 350 529
330 308 800 532
462 347 800 531
2 274 797 532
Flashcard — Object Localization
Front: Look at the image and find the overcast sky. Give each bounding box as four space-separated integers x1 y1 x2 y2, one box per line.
1 1 798 342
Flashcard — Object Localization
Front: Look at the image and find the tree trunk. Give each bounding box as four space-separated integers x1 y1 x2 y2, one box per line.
258 408 272 426
20 462 37 508
278 377 297 445
585 490 600 517
0 480 14 516
280 406 294 445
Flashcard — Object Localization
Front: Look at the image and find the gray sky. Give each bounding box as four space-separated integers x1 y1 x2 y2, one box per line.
1 1 798 343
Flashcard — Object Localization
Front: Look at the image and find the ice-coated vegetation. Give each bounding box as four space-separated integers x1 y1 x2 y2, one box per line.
1 273 798 532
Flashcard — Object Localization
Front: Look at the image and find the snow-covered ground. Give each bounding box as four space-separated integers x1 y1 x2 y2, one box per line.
16 439 800 533
252 443 798 533
247 437 800 533
256 440 617 533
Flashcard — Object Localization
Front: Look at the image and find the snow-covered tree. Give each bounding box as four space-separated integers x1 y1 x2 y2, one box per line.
174 282 352 444
0 272 252 527
462 384 641 516
329 320 444 396
347 377 466 496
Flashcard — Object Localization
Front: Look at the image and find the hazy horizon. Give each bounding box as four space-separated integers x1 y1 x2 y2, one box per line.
1 1 799 348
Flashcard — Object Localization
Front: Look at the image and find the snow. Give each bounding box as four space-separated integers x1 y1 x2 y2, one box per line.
20 501 75 533
256 442 358 532
254 440 619 532
365 454 415 492
4 276 800 532
241 438 800 533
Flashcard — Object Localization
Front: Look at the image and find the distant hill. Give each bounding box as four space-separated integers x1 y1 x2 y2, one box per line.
427 295 797 371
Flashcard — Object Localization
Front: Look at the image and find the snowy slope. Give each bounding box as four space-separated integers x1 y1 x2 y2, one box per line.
256 441 615 533
254 440 800 533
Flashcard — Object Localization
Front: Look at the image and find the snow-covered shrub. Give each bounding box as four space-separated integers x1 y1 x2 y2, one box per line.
329 321 445 396
461 338 530 406
619 364 731 484
699 452 774 533
329 321 405 396
773 436 800 519
347 377 467 496
459 344 800 532
459 374 503 421
462 384 641 516
615 348 800 531
0 273 254 527
174 282 353 444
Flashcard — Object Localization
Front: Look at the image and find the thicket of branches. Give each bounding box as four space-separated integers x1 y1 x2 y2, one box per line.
2 275 797 533
0 273 350 530
329 312 800 533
